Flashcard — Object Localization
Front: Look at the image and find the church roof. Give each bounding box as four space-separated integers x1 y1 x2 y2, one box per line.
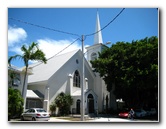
28 49 80 84
26 90 40 98
8 65 22 73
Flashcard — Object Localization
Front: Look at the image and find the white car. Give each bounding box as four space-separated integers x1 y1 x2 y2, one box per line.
134 109 147 118
21 108 50 121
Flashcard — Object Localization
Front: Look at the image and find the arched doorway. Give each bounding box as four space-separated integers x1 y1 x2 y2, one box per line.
76 99 81 114
88 94 94 113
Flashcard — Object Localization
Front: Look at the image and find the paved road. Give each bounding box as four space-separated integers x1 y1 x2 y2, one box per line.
48 117 155 122
48 117 71 122
88 117 131 122
10 117 158 122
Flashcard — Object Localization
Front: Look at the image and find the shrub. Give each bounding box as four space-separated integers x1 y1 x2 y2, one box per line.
8 87 24 120
54 92 73 116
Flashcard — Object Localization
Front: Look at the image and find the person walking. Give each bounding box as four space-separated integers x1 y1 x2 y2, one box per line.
129 108 135 119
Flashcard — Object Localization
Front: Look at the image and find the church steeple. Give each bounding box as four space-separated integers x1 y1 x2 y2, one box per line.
86 10 108 67
94 11 103 44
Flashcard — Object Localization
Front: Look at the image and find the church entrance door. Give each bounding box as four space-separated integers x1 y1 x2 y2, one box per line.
76 99 81 114
88 94 94 113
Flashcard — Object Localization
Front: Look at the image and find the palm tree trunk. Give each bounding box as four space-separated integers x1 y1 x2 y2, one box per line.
22 66 28 97
22 66 28 110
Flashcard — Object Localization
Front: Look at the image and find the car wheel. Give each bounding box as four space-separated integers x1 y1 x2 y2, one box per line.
32 117 36 121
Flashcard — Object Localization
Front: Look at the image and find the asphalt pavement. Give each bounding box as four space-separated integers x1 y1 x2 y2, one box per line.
9 115 158 122
48 117 144 122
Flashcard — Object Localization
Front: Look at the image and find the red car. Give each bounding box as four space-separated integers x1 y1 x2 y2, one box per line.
118 110 129 118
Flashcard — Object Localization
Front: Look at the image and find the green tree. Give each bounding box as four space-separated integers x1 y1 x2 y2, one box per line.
8 87 24 120
54 92 73 116
49 102 56 116
91 36 158 108
8 42 47 99
8 70 20 87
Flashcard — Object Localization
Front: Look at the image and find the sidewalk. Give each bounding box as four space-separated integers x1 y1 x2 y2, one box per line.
48 116 131 122
48 115 95 122
9 116 157 122
49 117 71 122
88 117 131 122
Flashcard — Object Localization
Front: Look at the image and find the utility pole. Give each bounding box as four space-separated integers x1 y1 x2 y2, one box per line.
81 35 85 121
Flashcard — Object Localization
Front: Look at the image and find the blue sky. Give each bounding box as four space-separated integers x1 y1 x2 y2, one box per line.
8 8 158 68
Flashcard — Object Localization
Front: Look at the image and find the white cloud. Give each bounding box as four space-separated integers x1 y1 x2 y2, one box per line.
8 26 27 47
37 38 82 59
9 46 23 55
9 37 89 64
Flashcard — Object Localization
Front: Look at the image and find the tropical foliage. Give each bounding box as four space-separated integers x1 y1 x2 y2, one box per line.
91 36 158 108
8 42 47 97
8 87 24 120
8 70 20 87
54 92 73 116
49 102 56 116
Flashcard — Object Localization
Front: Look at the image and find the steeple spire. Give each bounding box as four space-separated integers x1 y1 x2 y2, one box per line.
94 11 103 44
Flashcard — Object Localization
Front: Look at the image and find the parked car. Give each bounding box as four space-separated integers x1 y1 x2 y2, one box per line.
118 109 130 118
134 109 147 118
145 108 157 116
21 108 50 121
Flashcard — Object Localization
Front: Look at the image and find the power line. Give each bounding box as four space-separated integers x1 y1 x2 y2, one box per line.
85 8 125 37
9 8 125 41
9 17 80 38
31 37 80 68
9 9 125 68
8 18 82 68
47 38 80 60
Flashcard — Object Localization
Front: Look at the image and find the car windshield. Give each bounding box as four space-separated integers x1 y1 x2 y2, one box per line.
24 109 31 113
24 111 29 113
37 109 46 112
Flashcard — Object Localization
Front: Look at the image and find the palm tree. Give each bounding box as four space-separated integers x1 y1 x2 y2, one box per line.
8 42 47 99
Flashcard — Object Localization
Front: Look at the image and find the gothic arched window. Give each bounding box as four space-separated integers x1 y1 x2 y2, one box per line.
73 70 80 87
91 52 97 61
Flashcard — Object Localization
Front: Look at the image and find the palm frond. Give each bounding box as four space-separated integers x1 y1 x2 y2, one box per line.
8 55 23 66
29 42 38 52
30 49 47 64
21 45 28 53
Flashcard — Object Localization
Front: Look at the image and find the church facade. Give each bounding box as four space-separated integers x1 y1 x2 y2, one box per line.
25 11 117 115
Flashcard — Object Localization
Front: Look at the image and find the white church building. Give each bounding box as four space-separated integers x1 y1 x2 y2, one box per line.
24 11 117 115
